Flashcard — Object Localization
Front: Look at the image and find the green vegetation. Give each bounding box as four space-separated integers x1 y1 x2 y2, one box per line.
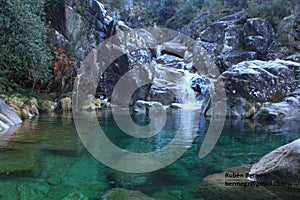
0 0 53 93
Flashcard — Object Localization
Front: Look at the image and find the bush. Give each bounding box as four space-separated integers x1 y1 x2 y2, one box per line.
0 0 53 92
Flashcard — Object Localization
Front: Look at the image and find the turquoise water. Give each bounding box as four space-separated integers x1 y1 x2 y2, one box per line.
0 110 299 199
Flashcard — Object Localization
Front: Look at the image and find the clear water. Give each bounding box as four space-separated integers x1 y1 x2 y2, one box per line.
0 110 299 199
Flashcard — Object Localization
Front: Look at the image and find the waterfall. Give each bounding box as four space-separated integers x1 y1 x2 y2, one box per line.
152 63 209 109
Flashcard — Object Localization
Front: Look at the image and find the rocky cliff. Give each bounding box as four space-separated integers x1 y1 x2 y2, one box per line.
46 0 300 120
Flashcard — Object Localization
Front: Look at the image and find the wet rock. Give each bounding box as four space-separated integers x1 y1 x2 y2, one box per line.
249 139 300 184
133 100 165 114
21 105 32 119
148 64 198 105
101 188 154 200
133 100 147 113
156 54 184 69
82 94 101 110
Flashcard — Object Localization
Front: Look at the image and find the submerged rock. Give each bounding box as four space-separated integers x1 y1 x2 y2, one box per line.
101 188 154 200
0 178 50 200
63 192 88 200
0 150 36 176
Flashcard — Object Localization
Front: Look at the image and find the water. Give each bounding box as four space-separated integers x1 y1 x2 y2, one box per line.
0 110 299 199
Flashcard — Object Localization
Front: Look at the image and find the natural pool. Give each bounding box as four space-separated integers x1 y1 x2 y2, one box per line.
0 110 299 199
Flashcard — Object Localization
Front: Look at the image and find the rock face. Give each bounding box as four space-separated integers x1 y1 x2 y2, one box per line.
249 139 300 184
48 0 115 64
193 12 277 69
205 59 300 119
0 99 22 131
221 59 300 102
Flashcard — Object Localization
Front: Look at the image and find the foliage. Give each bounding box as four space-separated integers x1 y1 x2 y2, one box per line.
52 47 76 95
0 0 53 92
246 0 294 26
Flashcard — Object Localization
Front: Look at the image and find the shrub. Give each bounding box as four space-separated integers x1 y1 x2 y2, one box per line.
0 0 53 92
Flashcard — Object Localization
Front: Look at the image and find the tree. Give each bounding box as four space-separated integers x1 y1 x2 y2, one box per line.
0 0 53 93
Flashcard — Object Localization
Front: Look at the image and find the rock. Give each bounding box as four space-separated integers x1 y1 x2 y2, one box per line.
285 54 300 63
221 59 300 102
253 101 300 121
133 100 165 114
156 54 185 69
217 51 260 70
101 188 154 200
63 192 88 200
53 31 72 53
0 178 50 200
243 18 275 55
197 166 277 200
249 139 300 184
60 97 72 113
0 99 22 131
21 105 33 119
279 13 300 52
147 64 198 105
39 100 57 113
170 103 182 109
134 100 147 113
82 94 99 110
225 97 258 119
0 150 36 176
26 98 39 116
285 96 300 107
161 41 187 57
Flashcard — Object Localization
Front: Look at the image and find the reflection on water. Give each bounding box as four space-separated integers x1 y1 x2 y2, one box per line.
0 110 299 199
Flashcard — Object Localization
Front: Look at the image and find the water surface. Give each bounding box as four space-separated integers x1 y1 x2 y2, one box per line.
0 110 299 199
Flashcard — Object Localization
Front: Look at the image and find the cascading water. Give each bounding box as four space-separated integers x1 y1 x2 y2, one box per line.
152 52 210 109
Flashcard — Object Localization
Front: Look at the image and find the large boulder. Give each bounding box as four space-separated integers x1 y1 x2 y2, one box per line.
0 99 22 131
221 59 300 102
197 166 277 200
249 139 300 184
253 100 300 121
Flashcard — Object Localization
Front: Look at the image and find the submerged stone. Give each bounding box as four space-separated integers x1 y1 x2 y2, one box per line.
63 192 88 200
0 150 36 175
101 188 154 200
